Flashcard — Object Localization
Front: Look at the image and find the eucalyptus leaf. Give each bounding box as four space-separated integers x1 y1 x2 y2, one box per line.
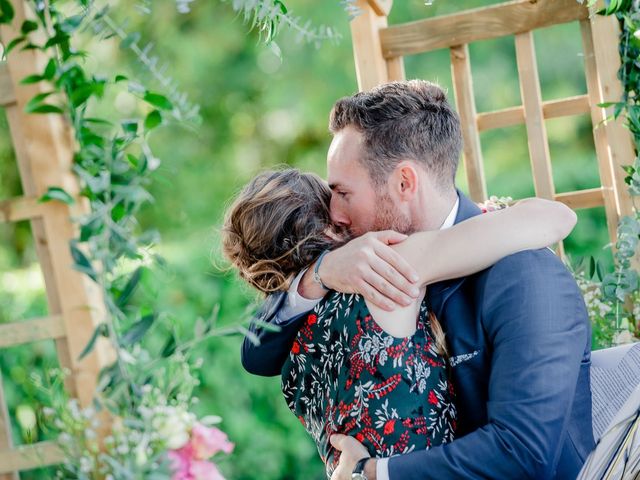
78 323 109 360
69 241 97 282
39 186 74 204
120 314 155 346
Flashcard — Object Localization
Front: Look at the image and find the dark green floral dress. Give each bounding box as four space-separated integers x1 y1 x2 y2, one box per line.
281 291 456 478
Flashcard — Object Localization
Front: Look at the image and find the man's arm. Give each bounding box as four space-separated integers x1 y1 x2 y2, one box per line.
384 250 590 479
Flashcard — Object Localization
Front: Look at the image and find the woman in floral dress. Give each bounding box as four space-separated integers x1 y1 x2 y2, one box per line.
222 169 576 477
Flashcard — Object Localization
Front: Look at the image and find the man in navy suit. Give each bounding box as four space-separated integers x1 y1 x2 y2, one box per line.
241 80 594 479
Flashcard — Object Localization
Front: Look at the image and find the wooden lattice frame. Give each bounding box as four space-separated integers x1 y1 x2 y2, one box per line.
0 1 114 477
350 0 636 256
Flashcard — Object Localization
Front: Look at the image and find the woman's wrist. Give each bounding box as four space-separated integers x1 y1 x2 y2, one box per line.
364 458 377 479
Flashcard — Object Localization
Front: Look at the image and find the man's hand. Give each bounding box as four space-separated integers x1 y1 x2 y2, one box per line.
306 231 420 311
330 434 376 480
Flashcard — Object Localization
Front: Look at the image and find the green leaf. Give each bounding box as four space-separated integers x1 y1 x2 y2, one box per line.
38 186 74 204
43 58 56 80
117 267 144 309
120 32 140 50
79 216 104 242
44 31 70 49
78 323 109 360
25 103 63 114
114 74 128 83
121 120 138 135
60 14 84 34
20 74 44 85
0 0 15 24
161 334 176 357
69 241 97 282
120 314 155 346
4 36 25 55
25 91 54 111
144 109 162 130
20 20 38 35
143 92 173 110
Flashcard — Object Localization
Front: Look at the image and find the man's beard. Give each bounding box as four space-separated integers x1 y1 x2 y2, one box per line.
370 191 415 235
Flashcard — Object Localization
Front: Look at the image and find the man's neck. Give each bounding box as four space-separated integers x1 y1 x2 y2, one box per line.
413 189 459 231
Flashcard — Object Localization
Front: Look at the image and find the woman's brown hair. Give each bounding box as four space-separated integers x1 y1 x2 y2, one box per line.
222 168 449 358
222 169 338 294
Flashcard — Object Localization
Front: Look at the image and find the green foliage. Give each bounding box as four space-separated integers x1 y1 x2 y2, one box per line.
588 1 640 345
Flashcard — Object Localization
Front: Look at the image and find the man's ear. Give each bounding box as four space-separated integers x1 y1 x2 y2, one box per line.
393 162 419 200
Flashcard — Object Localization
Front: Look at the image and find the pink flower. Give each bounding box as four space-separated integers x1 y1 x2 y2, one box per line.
190 423 234 459
191 460 225 480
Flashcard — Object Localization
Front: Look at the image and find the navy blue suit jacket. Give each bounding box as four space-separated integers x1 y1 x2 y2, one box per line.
241 192 594 479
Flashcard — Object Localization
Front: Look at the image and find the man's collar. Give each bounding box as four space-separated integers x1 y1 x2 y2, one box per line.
428 190 482 318
439 197 459 230
453 189 482 225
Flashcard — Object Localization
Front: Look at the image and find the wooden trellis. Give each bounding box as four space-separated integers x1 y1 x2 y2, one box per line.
0 1 113 477
350 0 636 256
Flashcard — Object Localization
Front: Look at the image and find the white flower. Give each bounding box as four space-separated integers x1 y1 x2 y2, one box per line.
15 405 36 431
135 441 148 466
634 30 640 40
152 406 194 450
613 329 634 345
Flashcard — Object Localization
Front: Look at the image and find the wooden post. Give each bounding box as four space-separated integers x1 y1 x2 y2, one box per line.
350 0 404 91
580 19 622 248
450 44 487 203
0 372 18 480
588 10 636 220
515 31 564 256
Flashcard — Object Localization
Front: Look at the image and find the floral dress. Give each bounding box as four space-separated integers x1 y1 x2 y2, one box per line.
281 291 456 478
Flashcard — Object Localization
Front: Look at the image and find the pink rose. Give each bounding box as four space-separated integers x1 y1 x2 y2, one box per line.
190 423 234 459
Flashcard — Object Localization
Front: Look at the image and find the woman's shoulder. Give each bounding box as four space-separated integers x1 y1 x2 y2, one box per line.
313 291 367 319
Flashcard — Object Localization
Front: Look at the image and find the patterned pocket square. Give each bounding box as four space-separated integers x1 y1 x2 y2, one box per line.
449 350 480 368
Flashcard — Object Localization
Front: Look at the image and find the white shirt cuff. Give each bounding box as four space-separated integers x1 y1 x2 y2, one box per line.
273 268 323 324
376 458 390 480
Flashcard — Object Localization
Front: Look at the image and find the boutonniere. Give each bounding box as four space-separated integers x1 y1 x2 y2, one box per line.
477 195 513 213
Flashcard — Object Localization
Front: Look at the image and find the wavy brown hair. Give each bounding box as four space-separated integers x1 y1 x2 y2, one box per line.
222 169 339 294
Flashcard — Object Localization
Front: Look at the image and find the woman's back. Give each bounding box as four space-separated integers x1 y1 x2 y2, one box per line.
281 291 456 478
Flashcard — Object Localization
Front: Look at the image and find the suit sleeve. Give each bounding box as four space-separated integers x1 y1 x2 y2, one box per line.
240 291 311 377
388 249 591 479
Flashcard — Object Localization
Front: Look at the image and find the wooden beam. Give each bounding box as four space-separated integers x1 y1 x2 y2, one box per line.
581 18 624 248
0 370 18 480
515 31 555 201
588 12 636 220
1 0 114 409
476 95 591 131
0 196 47 223
0 63 15 106
350 0 399 90
0 315 66 349
367 0 392 16
380 0 589 58
450 45 486 202
555 187 605 210
0 442 64 474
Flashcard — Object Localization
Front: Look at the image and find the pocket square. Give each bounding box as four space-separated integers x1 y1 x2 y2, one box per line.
449 350 480 368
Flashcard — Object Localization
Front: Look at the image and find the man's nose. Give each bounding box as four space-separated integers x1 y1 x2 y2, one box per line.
330 199 350 228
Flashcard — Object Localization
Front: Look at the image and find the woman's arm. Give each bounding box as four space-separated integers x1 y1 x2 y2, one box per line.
392 198 577 286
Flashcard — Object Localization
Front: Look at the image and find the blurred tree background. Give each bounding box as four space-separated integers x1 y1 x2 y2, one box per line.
0 1 616 478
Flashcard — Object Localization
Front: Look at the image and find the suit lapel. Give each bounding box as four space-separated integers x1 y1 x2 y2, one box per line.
427 191 482 319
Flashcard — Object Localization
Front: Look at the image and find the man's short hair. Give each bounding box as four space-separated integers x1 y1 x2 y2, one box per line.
329 80 462 191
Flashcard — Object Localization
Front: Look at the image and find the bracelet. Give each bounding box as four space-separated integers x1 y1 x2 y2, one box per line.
313 249 331 291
